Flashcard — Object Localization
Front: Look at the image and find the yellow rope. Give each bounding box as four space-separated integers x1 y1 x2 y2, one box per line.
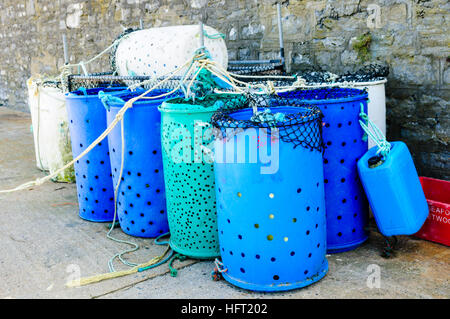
66 246 170 287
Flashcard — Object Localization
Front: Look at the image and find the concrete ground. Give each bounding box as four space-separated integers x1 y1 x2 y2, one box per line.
0 106 448 299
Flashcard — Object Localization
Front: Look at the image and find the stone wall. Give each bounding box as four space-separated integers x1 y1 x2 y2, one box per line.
0 0 448 179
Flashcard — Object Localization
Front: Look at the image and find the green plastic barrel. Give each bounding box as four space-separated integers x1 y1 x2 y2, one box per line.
158 94 240 259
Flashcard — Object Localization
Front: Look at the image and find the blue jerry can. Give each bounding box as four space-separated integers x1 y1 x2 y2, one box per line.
357 141 429 236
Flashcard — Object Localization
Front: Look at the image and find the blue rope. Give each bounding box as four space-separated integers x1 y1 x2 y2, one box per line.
137 232 174 272
98 91 125 111
79 87 87 96
203 30 225 39
359 103 391 158
251 108 286 126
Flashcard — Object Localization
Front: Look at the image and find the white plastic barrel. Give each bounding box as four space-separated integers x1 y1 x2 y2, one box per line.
27 77 75 183
340 78 387 149
113 25 228 77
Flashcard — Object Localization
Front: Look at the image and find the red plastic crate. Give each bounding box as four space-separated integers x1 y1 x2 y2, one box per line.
414 177 450 246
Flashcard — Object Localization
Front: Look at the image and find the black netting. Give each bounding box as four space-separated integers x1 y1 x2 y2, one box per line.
210 93 324 152
338 63 389 83
66 74 184 93
295 62 389 85
40 79 64 90
227 63 285 76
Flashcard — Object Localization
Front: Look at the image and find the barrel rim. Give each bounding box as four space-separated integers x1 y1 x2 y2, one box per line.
158 93 243 114
106 89 180 109
65 86 129 99
280 87 369 105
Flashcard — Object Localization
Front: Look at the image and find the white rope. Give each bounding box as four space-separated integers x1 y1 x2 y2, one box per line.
0 53 199 195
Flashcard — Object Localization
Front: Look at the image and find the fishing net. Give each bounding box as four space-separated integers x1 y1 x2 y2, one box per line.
295 62 389 85
210 93 324 152
338 63 389 83
227 62 285 76
66 74 187 93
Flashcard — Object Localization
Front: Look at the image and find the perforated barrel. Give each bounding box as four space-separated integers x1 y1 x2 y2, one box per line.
113 25 228 77
104 89 180 238
158 95 237 259
27 77 75 182
212 103 328 292
65 87 128 222
279 88 370 253
340 79 387 149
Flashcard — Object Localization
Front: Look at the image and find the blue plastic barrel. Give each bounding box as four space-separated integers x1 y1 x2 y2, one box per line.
212 104 328 292
279 88 369 253
358 141 429 236
65 87 128 222
104 89 180 237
